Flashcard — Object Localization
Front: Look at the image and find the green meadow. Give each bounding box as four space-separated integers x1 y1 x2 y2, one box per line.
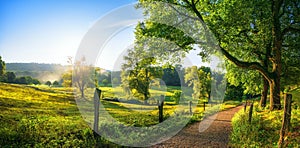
0 83 238 147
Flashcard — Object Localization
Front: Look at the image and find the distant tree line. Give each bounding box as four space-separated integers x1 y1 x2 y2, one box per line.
0 56 41 85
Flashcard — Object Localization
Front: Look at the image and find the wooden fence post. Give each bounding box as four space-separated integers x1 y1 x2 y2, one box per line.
158 95 164 123
278 94 292 148
248 102 254 123
94 88 101 134
203 102 206 111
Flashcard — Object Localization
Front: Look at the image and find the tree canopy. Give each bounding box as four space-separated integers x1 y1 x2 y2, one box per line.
137 0 300 110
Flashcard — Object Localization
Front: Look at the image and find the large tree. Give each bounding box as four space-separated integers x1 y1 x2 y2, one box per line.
121 22 185 102
137 0 300 110
121 49 163 103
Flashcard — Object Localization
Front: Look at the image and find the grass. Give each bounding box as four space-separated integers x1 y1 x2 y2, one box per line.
0 83 241 147
229 88 300 147
0 83 116 147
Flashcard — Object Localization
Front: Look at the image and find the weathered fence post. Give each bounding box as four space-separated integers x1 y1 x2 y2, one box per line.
248 102 254 123
189 101 192 114
94 88 101 134
278 94 292 148
158 95 164 123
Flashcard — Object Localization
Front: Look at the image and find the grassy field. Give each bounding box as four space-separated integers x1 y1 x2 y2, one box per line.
230 87 300 147
0 83 239 147
0 83 104 147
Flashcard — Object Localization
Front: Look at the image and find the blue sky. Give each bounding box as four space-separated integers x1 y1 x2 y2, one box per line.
0 0 137 66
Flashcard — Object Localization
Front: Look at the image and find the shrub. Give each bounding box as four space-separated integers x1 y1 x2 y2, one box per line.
172 90 181 104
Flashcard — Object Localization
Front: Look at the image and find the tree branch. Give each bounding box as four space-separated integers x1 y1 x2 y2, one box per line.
219 46 271 81
167 3 199 21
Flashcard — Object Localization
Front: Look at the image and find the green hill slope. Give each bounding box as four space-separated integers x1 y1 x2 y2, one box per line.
6 63 69 82
0 83 100 147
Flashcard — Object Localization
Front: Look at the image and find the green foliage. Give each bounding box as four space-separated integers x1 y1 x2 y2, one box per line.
45 81 52 86
185 66 212 101
14 76 40 85
225 84 244 101
102 79 109 86
226 62 263 95
0 56 5 82
0 56 5 77
112 77 119 85
230 100 300 147
172 90 181 104
162 66 182 86
137 0 300 110
230 109 267 147
97 71 112 86
121 48 163 101
73 56 95 98
62 70 72 87
53 80 60 86
5 71 16 83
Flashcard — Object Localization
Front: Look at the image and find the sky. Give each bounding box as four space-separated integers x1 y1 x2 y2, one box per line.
0 0 213 71
0 0 137 68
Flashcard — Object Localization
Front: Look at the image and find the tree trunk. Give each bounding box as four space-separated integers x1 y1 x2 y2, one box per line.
260 78 268 108
269 0 283 111
81 89 85 98
269 79 281 110
80 85 85 98
144 93 148 104
208 91 211 102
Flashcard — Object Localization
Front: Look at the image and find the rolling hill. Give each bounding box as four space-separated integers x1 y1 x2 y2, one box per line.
6 63 70 82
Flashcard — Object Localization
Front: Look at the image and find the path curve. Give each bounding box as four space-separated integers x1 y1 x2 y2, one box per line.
152 105 243 148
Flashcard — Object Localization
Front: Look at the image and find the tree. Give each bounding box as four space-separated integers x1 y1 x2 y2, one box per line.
112 77 119 85
62 70 72 87
31 78 40 85
73 56 94 98
45 81 51 86
102 79 109 86
121 22 175 103
225 83 244 101
122 51 163 103
162 65 182 86
53 81 59 86
5 72 16 83
137 0 300 110
0 56 6 82
185 66 212 102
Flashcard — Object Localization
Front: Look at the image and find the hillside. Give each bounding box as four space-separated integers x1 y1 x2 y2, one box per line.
6 63 70 82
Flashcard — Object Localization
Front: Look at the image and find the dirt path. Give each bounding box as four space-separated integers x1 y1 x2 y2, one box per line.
152 106 243 148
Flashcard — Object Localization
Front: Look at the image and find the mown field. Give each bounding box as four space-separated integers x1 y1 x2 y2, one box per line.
0 83 239 147
230 87 300 147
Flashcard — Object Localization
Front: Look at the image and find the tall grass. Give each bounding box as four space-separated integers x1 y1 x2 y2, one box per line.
230 100 300 147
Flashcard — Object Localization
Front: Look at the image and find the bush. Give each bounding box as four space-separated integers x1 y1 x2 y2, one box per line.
172 90 181 104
